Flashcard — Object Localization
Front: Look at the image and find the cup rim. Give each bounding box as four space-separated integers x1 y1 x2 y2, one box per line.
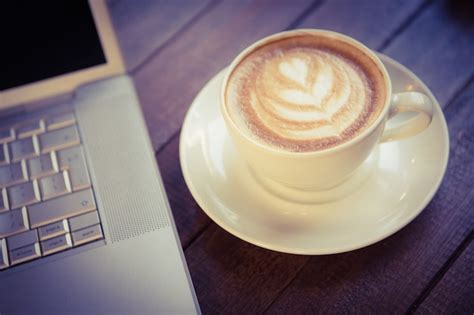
220 29 392 157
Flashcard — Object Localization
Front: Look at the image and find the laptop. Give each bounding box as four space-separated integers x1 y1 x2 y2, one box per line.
0 1 200 313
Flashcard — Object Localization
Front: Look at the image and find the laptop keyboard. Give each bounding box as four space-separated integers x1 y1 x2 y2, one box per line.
0 111 103 270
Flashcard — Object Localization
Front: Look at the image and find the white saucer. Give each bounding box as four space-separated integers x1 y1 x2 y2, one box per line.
179 54 449 255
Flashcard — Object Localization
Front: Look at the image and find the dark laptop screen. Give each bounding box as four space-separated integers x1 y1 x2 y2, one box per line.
1 1 106 91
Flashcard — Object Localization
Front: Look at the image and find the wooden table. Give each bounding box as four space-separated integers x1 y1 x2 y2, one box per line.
109 0 473 313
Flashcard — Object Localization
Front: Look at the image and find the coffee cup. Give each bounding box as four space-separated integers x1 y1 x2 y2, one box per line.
221 29 433 191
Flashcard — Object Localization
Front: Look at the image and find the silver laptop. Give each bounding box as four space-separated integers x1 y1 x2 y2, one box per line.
0 1 200 313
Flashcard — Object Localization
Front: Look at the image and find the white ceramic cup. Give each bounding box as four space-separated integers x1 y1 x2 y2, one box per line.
221 29 433 191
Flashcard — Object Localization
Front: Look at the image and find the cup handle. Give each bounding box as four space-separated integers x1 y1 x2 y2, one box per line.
380 92 434 142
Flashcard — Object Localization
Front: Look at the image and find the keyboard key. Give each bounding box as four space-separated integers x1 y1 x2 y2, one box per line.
0 239 9 270
46 113 75 131
38 219 69 241
39 172 70 200
7 229 39 251
8 181 40 209
28 152 58 179
69 211 100 232
10 137 39 162
57 146 90 190
9 243 41 265
16 120 45 139
0 161 28 188
28 189 96 228
0 189 8 212
0 129 15 144
41 233 72 256
0 143 8 165
72 224 103 246
38 126 80 153
0 207 29 238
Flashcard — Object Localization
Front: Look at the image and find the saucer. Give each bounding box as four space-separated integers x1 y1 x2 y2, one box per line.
179 54 449 255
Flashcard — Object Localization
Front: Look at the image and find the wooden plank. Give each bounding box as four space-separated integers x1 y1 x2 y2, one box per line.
384 0 474 105
156 135 211 247
266 81 474 313
298 0 427 49
416 238 474 314
132 0 319 150
108 0 213 71
184 224 310 314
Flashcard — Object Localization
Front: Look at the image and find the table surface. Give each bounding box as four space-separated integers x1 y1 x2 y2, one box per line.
109 0 473 313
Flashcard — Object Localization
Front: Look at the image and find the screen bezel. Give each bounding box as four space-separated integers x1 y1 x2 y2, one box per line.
0 0 125 110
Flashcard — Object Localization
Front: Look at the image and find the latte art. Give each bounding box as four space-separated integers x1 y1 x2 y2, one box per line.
225 34 386 152
255 50 368 139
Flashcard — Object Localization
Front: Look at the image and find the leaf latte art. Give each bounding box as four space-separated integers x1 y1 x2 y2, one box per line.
226 35 386 152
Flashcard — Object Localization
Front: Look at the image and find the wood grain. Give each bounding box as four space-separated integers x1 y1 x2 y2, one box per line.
416 235 474 314
266 80 474 314
132 0 318 151
185 224 310 315
384 0 474 105
109 0 214 71
298 0 427 49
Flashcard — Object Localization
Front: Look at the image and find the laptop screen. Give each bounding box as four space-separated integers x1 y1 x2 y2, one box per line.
1 1 106 91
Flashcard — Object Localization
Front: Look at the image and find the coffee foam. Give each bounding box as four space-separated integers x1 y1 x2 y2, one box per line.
225 34 386 152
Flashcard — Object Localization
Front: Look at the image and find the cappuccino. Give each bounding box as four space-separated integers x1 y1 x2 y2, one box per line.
225 33 386 152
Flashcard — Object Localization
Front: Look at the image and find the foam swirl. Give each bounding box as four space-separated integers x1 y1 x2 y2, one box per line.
226 37 385 152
